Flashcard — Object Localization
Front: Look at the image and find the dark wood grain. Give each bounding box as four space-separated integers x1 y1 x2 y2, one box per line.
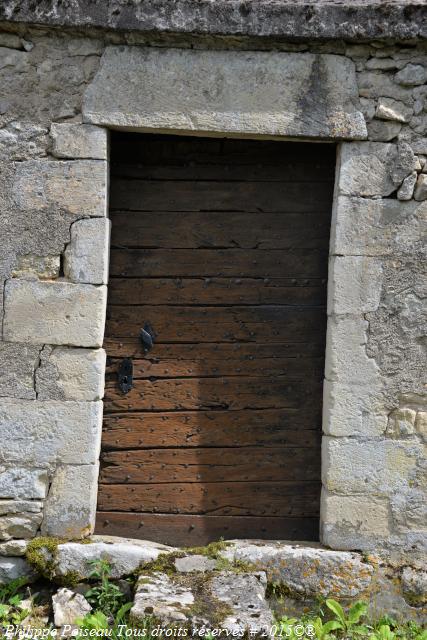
100 447 320 483
108 277 326 306
104 376 322 412
105 305 326 342
102 409 321 449
105 344 324 378
97 132 334 543
97 481 321 516
110 179 333 212
109 212 331 249
95 512 320 545
109 248 328 278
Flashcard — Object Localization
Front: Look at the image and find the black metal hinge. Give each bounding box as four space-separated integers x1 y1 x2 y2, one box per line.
140 322 156 355
118 357 133 394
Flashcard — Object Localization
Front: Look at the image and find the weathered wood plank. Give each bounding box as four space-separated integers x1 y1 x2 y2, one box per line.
111 161 335 182
111 132 336 170
97 481 321 516
101 410 321 449
103 376 322 412
108 277 326 306
100 447 320 483
109 179 334 212
104 338 325 360
109 248 328 278
110 212 331 249
105 305 326 342
105 345 324 379
95 512 320 545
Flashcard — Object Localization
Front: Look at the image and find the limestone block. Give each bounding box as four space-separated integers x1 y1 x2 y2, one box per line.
365 58 399 71
132 570 273 633
0 121 48 161
0 400 102 466
55 538 172 579
3 280 107 347
12 160 107 218
375 97 413 123
357 71 413 104
0 557 34 584
0 33 22 49
52 588 92 628
220 541 373 598
84 47 367 139
367 119 401 142
390 486 427 533
323 379 387 437
174 555 217 573
0 343 40 400
401 567 427 606
338 142 396 196
0 467 48 499
51 123 108 160
397 171 417 200
391 142 417 186
411 138 427 155
42 464 99 538
321 490 391 550
12 254 60 279
0 513 42 541
414 174 427 201
409 113 427 136
387 408 417 437
64 218 110 284
325 315 380 386
0 501 43 516
209 572 273 636
415 412 427 442
330 196 426 257
0 539 28 556
327 256 383 315
36 346 106 401
131 573 194 624
322 437 424 496
0 47 30 73
394 64 427 86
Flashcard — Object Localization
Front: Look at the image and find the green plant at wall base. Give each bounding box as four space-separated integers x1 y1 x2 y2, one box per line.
0 578 32 629
85 559 126 616
325 598 369 635
76 603 143 640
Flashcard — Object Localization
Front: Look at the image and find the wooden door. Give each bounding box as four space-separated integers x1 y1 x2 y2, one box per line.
96 133 335 546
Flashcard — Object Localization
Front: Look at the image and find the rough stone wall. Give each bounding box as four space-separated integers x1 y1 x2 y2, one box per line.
0 25 425 575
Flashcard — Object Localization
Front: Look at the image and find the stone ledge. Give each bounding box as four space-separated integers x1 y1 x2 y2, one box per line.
0 1 425 41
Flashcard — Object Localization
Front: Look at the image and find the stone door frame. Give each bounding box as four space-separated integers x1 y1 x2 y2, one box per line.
78 46 381 550
4 45 404 551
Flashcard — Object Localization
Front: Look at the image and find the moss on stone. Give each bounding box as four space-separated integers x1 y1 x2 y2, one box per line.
139 551 186 575
174 573 233 626
26 537 62 579
184 539 230 559
266 581 302 600
214 555 257 574
56 570 83 588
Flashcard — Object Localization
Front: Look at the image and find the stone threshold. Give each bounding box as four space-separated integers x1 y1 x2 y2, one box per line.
1 537 425 626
